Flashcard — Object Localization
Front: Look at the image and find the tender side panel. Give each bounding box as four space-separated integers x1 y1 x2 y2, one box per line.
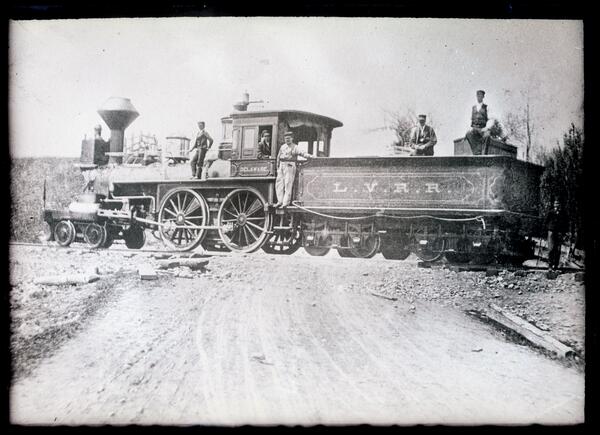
296 156 541 216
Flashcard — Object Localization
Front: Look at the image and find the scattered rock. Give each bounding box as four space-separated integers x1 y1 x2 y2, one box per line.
546 271 559 280
486 268 499 277
138 265 158 280
574 272 585 282
417 262 431 269
471 347 483 352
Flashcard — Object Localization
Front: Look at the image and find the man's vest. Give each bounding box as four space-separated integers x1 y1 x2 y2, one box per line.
194 131 210 149
471 104 488 128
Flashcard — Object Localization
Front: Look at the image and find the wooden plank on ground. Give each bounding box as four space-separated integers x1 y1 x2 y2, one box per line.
34 274 100 285
156 259 209 271
485 303 575 358
138 264 158 280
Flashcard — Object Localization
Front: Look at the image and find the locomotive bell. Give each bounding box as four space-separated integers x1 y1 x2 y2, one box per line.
97 97 139 164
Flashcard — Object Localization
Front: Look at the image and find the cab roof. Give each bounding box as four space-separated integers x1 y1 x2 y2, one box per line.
229 109 343 129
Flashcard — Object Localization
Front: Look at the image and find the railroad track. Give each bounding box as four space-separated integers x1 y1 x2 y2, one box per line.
8 241 221 257
8 241 583 272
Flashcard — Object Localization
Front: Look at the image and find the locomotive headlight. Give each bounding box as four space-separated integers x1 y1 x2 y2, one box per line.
419 240 428 245
352 236 361 244
306 235 314 241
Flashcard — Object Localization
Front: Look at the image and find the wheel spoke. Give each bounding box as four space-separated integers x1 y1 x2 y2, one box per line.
185 198 201 216
223 208 238 218
242 226 250 247
229 199 240 215
177 228 183 244
243 192 249 213
170 228 179 241
221 218 237 223
246 217 266 221
237 194 243 215
164 208 178 218
169 198 179 214
183 229 190 243
246 199 263 217
185 216 204 221
184 219 201 229
180 193 189 215
245 224 259 242
177 192 182 213
246 220 266 232
181 194 193 214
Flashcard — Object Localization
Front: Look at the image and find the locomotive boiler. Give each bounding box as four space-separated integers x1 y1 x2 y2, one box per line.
42 96 544 264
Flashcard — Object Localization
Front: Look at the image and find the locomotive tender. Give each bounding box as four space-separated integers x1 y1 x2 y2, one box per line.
43 96 543 264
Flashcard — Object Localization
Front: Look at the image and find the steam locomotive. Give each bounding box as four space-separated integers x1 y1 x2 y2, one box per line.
42 95 544 264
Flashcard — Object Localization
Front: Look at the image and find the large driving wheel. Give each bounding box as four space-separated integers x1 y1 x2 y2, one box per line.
54 220 76 247
217 188 270 253
158 188 208 251
124 225 146 249
414 238 446 262
84 223 107 249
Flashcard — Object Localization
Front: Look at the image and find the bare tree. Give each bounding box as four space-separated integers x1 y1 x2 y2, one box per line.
502 88 537 162
368 109 418 155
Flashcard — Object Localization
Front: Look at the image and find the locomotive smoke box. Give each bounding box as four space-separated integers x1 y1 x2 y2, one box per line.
97 97 139 164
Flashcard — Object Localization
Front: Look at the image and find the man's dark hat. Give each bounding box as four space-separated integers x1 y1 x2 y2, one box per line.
417 114 427 119
261 130 271 136
476 90 485 95
283 131 294 137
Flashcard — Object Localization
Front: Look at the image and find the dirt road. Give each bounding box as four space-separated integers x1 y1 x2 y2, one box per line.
10 249 584 425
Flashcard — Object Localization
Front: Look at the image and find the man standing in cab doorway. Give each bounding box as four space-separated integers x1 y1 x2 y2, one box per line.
190 121 214 179
408 114 437 156
274 131 311 208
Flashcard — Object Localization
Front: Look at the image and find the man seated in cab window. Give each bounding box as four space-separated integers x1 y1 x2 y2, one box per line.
256 130 272 159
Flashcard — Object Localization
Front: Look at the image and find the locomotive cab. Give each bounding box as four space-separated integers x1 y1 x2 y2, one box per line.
228 110 343 177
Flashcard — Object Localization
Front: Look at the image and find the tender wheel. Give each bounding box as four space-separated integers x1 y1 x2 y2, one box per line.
103 231 114 248
158 188 208 252
415 238 446 262
337 248 354 258
54 220 76 247
381 246 411 260
124 225 146 249
84 223 107 249
262 214 302 255
445 238 471 263
380 233 411 260
348 235 380 259
217 188 270 253
262 228 302 255
444 252 471 264
304 245 330 256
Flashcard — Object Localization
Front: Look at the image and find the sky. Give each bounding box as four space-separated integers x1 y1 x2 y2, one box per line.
9 18 584 159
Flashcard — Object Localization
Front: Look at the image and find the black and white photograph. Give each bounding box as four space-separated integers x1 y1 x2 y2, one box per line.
8 13 586 426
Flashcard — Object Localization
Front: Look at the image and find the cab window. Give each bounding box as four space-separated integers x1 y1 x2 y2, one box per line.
241 126 258 158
